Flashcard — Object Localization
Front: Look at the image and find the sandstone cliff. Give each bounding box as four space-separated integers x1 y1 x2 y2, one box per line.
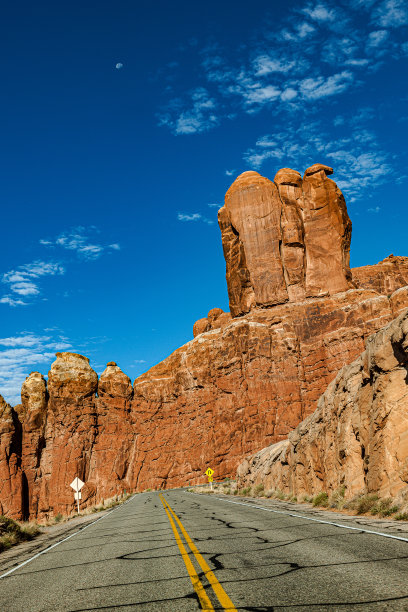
1 163 408 520
219 165 352 316
237 309 408 505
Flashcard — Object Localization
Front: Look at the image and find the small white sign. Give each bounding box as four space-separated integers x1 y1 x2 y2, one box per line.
74 492 82 501
70 477 85 492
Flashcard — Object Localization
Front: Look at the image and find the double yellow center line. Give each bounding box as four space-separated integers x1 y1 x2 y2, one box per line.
159 494 237 611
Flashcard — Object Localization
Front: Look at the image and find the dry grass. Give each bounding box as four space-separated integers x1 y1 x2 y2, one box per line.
0 516 40 552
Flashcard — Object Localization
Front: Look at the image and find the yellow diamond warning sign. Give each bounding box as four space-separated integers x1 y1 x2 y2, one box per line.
205 468 214 477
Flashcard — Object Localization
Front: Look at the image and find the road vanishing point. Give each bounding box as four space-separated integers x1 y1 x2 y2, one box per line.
1 490 408 611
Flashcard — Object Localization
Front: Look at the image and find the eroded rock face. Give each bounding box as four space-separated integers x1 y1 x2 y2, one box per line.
26 353 99 517
193 308 232 338
302 164 352 297
237 309 408 504
91 363 135 499
221 171 288 315
1 163 408 520
131 287 408 491
219 165 352 317
353 255 408 296
20 372 48 518
0 396 22 518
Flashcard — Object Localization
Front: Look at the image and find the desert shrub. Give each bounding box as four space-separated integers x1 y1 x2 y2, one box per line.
264 490 274 498
395 512 408 521
291 496 297 503
302 495 312 503
233 489 238 496
239 487 252 496
54 513 63 523
329 486 346 509
274 489 285 500
0 516 40 552
254 483 265 497
312 492 329 507
370 498 399 517
344 494 379 514
224 488 231 495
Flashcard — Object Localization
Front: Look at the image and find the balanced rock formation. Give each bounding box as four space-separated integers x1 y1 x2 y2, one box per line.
1 163 408 520
219 165 352 317
237 309 408 504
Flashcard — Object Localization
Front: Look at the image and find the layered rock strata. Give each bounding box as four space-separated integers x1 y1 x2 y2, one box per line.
237 309 408 504
0 163 407 520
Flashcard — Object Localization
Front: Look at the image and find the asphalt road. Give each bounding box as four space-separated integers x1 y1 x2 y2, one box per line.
1 490 408 611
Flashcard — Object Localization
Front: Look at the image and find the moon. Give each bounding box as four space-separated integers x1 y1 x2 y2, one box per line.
115 63 123 70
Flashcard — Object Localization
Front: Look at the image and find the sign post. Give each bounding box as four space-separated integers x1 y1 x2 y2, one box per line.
205 468 214 491
70 477 85 514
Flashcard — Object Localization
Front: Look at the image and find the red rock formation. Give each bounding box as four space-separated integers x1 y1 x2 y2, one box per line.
219 165 352 317
1 163 407 520
31 353 99 517
193 308 231 338
353 254 408 295
20 372 47 518
92 362 135 499
237 308 408 505
132 286 408 492
0 396 22 519
302 164 352 297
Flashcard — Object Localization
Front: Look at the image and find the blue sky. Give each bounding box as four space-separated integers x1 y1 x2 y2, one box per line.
1 0 407 404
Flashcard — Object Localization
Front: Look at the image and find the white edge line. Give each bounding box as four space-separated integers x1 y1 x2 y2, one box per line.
0 494 138 580
186 493 408 544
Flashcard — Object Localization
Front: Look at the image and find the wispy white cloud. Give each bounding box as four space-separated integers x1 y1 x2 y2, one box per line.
0 296 27 307
281 21 316 41
157 0 407 134
303 3 337 22
177 212 214 225
1 261 65 307
0 332 73 405
367 206 381 213
178 213 202 221
41 227 120 260
373 0 408 27
159 88 218 135
253 56 296 76
366 30 389 50
243 112 395 202
299 71 354 100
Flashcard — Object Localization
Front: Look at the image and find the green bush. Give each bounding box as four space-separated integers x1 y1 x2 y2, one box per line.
395 512 408 521
233 489 238 496
312 492 329 507
54 513 63 523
